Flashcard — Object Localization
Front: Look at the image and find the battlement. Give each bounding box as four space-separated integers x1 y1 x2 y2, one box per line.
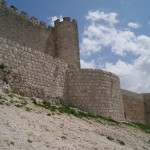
54 17 77 26
0 0 53 30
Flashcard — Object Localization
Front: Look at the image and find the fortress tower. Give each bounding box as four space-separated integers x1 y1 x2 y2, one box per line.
54 17 80 69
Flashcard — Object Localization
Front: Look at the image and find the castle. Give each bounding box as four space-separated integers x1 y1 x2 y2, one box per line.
0 1 150 126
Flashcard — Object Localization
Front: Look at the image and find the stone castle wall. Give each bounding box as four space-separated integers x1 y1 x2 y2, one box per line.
0 9 56 56
0 0 150 125
66 69 125 121
0 4 80 69
121 89 145 124
143 94 150 126
0 37 68 103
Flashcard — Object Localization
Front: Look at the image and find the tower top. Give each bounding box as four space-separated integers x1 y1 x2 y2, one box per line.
54 17 77 26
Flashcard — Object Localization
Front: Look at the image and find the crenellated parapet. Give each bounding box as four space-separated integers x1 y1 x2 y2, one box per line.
0 0 56 56
20 11 29 19
0 0 7 9
0 0 53 30
30 16 38 25
54 17 78 27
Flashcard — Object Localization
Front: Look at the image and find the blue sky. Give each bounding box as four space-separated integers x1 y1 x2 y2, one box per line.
6 0 150 93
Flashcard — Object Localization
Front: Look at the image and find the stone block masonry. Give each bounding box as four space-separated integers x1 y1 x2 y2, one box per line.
0 37 68 103
0 9 56 57
66 69 125 121
143 93 150 126
122 89 145 124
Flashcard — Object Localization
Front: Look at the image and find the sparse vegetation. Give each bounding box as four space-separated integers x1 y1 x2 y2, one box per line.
10 141 15 146
117 139 125 145
25 107 32 112
31 99 150 134
42 100 150 133
0 63 10 84
15 104 23 108
61 136 67 140
47 113 51 116
1 86 150 136
0 63 7 70
107 136 114 141
19 91 25 96
27 139 32 143
8 93 14 98
123 122 150 134
0 101 4 105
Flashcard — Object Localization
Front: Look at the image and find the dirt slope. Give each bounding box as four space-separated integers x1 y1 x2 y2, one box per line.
0 82 150 150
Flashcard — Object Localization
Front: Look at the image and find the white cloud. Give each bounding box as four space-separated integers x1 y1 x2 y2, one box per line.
104 60 133 76
80 22 142 56
128 22 141 29
81 10 150 93
103 57 150 93
47 15 63 26
80 37 101 55
86 11 118 25
80 59 96 68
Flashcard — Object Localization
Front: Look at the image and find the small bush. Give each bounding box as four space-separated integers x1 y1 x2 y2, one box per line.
8 94 14 98
0 63 6 70
25 107 32 112
31 98 37 104
107 136 114 141
117 139 125 145
20 99 28 105
15 104 23 108
27 139 32 143
19 91 25 96
47 113 51 116
61 136 67 140
10 141 15 146
0 101 4 105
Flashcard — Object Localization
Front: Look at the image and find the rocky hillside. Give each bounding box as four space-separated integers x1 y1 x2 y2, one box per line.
0 80 150 150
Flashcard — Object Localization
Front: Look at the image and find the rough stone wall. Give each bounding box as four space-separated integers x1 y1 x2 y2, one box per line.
0 37 68 103
54 17 80 69
65 69 125 121
143 94 150 126
0 8 56 56
122 89 145 124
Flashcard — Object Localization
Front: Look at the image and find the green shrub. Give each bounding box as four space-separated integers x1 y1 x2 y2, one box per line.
123 122 150 134
0 63 6 70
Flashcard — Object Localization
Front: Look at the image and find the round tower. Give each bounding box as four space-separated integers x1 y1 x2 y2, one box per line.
54 17 80 69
